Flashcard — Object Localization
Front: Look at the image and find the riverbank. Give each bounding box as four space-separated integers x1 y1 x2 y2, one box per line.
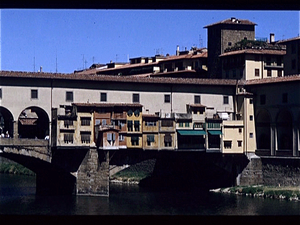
0 159 35 176
210 185 300 201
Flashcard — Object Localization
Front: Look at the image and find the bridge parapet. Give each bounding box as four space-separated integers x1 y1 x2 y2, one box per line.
0 138 51 162
0 138 49 147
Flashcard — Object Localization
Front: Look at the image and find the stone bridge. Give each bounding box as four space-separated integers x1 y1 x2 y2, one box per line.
0 138 109 196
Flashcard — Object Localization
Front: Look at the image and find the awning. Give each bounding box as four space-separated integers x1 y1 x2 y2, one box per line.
177 130 206 136
208 130 222 135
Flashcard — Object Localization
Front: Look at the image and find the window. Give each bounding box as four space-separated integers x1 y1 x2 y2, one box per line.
133 93 140 103
223 96 229 104
249 98 253 104
102 119 107 126
0 88 2 99
81 132 91 144
232 69 236 78
134 121 140 131
131 136 139 146
278 70 282 77
161 120 173 127
224 141 232 149
31 89 38 99
145 121 156 126
127 121 133 131
238 140 242 147
164 94 171 103
260 94 266 105
64 120 73 128
66 91 73 102
179 122 184 127
107 133 116 144
164 133 172 147
250 115 253 121
185 122 190 127
64 133 73 144
267 69 271 77
282 93 288 103
194 95 201 104
147 134 155 146
81 117 91 126
239 128 242 133
127 109 133 117
119 134 125 142
255 69 259 77
100 93 107 102
250 133 253 138
228 42 232 46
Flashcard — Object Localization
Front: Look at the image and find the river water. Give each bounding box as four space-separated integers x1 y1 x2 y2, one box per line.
1 174 300 215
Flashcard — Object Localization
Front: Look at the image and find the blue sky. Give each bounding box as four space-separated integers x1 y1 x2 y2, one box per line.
1 9 299 73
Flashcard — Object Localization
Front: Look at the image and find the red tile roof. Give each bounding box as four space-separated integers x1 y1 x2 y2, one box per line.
142 114 159 118
0 70 237 86
243 75 300 86
220 49 286 57
277 36 300 44
72 103 143 108
76 51 207 76
187 104 206 108
204 18 256 28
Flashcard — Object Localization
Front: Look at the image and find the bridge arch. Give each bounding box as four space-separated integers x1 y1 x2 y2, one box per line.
276 109 293 150
256 109 271 150
0 106 14 137
18 106 50 139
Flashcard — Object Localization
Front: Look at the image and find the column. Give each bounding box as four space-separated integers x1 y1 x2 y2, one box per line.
292 125 299 157
13 121 18 138
270 123 277 156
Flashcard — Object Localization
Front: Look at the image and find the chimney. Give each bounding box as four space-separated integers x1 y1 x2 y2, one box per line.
231 17 236 22
40 66 42 72
176 45 180 56
270 33 275 43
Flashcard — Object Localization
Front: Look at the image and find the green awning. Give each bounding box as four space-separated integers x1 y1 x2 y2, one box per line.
208 130 222 135
178 130 206 136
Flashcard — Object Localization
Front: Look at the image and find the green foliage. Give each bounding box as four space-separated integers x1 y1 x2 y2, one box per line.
0 162 35 176
111 159 156 182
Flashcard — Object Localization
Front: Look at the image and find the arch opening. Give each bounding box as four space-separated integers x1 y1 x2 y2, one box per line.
255 109 271 150
18 107 49 139
0 106 14 137
276 110 293 150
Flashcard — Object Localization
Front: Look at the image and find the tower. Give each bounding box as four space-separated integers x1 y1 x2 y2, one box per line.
204 17 256 78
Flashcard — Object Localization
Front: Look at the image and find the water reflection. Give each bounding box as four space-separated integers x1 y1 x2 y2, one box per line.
1 174 300 215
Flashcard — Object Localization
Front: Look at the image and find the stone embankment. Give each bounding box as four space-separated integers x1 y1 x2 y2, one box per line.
210 185 300 201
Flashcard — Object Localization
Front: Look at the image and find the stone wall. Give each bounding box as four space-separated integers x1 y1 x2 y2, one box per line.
261 157 300 186
239 155 300 187
239 154 263 186
76 148 109 196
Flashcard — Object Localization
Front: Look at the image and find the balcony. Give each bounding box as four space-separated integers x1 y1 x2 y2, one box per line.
192 113 205 122
175 113 192 120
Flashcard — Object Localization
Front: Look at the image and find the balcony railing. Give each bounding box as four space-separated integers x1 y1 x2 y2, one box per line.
264 63 284 69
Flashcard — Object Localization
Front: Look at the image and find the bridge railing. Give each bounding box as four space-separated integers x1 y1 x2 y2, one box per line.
0 138 49 147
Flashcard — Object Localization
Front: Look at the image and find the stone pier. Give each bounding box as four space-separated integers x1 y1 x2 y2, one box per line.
76 148 110 196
